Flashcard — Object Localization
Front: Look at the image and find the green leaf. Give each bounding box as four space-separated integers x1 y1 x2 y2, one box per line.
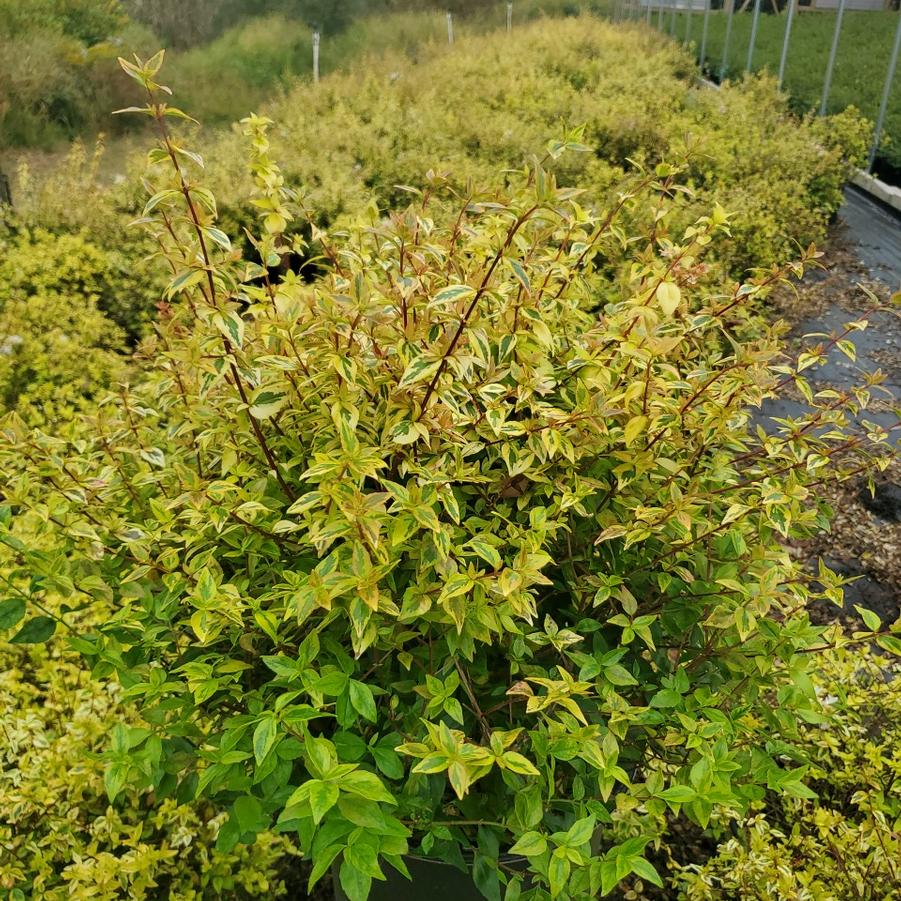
508 258 531 291
233 795 266 834
307 844 344 893
143 188 180 215
203 226 232 252
548 852 570 897
501 751 539 776
253 715 278 765
349 680 377 722
339 859 372 901
0 598 26 630
649 689 681 708
599 858 619 895
397 356 441 390
854 605 881 632
473 853 501 901
467 537 502 569
165 267 206 298
508 831 547 858
104 762 129 802
430 284 475 307
623 415 647 447
564 815 595 847
390 420 425 445
630 857 663 887
876 634 901 657
309 780 340 824
249 390 287 420
340 769 395 804
371 746 405 780
213 310 245 348
658 785 696 803
10 615 56 644
604 664 637 686
345 840 384 879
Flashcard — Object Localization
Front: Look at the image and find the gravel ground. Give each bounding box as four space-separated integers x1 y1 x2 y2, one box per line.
767 220 901 630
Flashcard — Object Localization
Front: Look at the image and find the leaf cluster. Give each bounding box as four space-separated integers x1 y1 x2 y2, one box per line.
0 54 896 901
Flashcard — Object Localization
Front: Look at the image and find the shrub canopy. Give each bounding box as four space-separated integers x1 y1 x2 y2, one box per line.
205 16 868 274
0 53 894 901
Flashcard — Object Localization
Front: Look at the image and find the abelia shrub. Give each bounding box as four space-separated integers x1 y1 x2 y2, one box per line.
0 56 896 901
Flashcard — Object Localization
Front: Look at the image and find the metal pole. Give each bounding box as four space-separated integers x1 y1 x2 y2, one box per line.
447 10 454 44
777 0 796 91
720 0 735 81
746 0 762 71
868 10 901 173
685 0 693 46
646 0 653 25
658 0 665 29
700 0 711 70
820 0 846 115
507 1 513 32
670 0 677 35
312 30 320 83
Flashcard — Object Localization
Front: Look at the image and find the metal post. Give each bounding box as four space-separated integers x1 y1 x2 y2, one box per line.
777 0 796 91
658 0 665 29
507 1 513 32
312 30 320 83
700 0 711 70
746 0 762 71
646 0 653 25
720 0 735 81
868 10 901 173
670 0 677 35
685 0 693 46
447 10 454 44
820 0 846 115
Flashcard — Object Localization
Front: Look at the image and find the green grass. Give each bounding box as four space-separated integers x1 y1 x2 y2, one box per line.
658 8 901 173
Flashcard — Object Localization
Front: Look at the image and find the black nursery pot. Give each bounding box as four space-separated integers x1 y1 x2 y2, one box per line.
332 855 526 901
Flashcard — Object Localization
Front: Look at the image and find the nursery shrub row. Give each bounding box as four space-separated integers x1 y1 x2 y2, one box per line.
0 43 896 900
203 16 868 275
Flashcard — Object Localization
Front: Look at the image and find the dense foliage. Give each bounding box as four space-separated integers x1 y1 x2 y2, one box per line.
0 11 895 899
0 628 296 899
0 0 147 148
0 53 895 901
0 0 588 149
677 648 901 900
204 16 867 275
